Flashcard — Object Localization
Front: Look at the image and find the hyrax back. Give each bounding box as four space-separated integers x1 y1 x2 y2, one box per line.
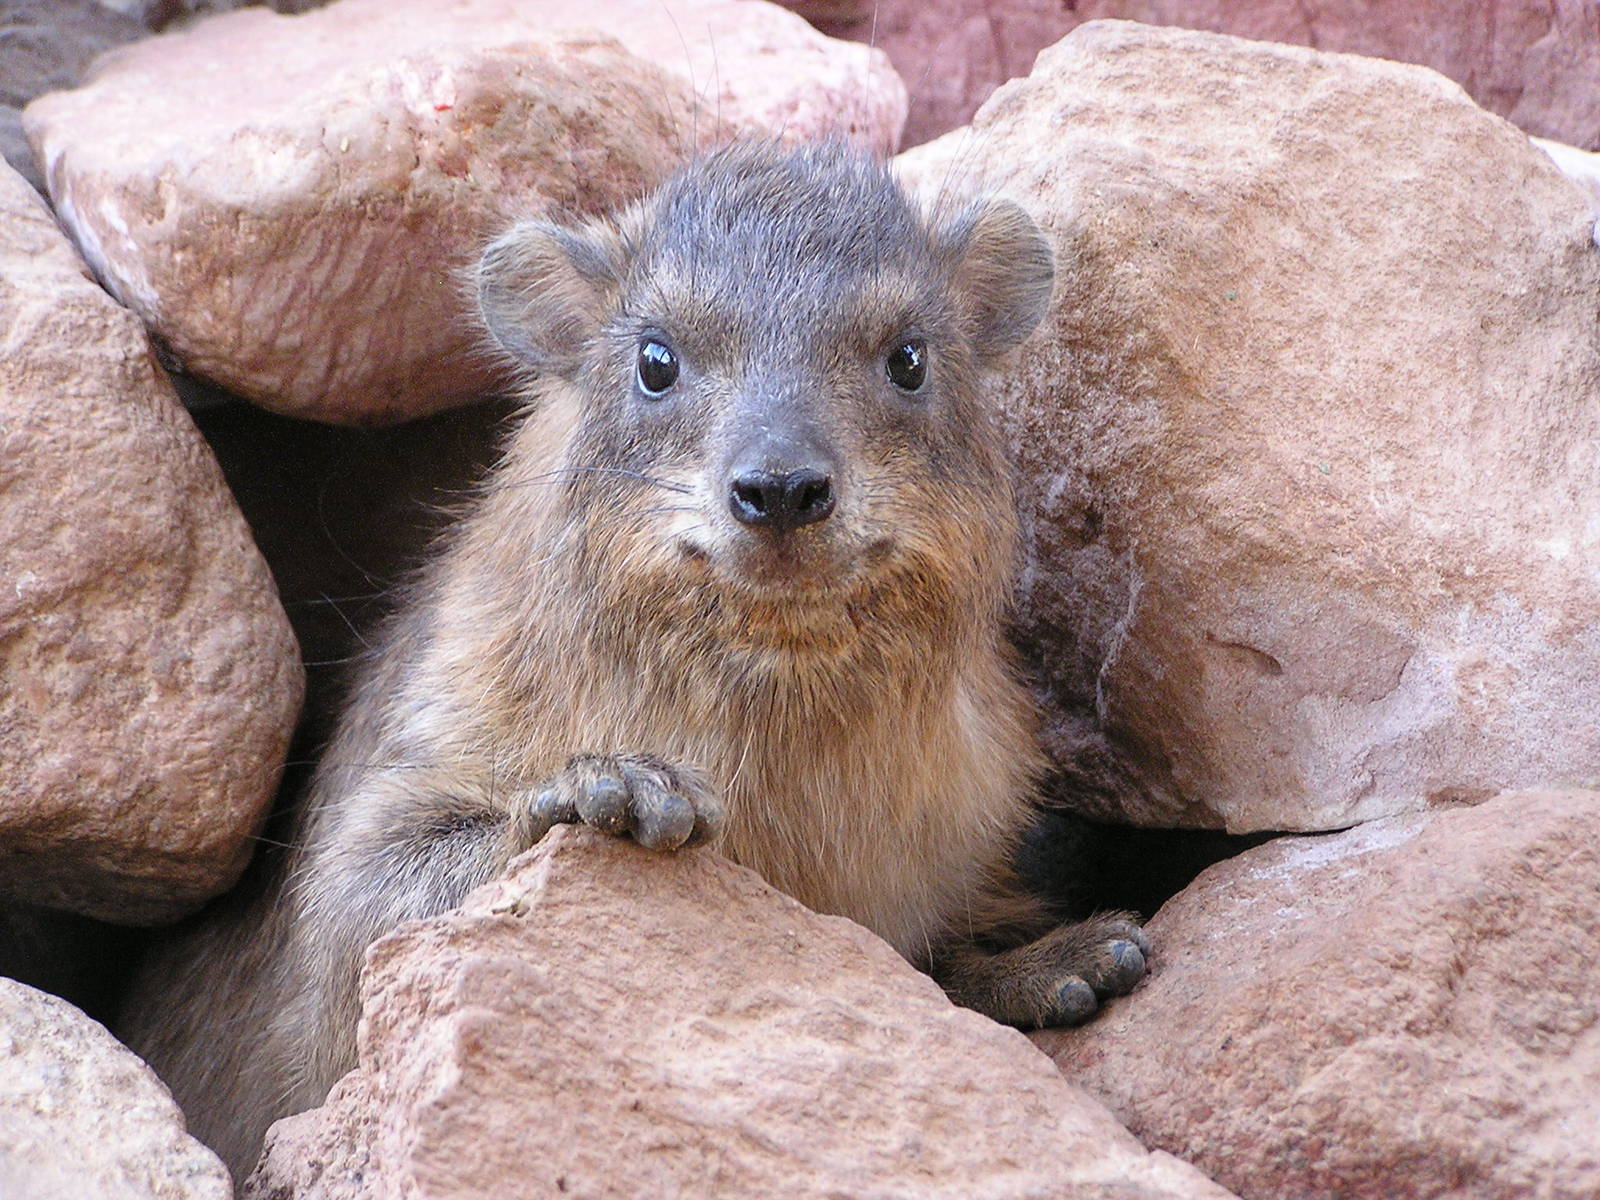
121 141 1148 1179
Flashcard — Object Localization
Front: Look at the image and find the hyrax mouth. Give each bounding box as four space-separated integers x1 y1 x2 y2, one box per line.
680 523 880 601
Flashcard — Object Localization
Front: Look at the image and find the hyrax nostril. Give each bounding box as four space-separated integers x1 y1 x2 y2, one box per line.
729 468 835 532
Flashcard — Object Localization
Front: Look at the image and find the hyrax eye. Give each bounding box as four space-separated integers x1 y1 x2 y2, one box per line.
636 339 679 396
885 338 928 392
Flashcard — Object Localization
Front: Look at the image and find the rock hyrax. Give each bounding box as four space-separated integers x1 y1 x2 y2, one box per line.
122 140 1148 1178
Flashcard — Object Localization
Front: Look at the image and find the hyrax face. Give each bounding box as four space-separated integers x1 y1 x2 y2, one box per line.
478 142 1053 657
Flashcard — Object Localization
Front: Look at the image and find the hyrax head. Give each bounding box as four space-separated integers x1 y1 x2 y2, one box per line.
477 141 1053 650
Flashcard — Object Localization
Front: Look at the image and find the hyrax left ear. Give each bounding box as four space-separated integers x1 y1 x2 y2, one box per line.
476 219 620 376
941 198 1055 365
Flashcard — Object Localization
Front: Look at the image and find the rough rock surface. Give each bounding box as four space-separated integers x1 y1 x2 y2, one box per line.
243 825 1236 1199
900 21 1600 833
25 0 906 424
0 976 230 1199
1039 789 1600 1200
792 0 1600 150
0 158 302 923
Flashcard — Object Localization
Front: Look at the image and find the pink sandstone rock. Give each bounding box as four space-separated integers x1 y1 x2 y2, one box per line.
0 157 303 923
25 0 906 424
788 0 1600 151
899 21 1600 833
243 825 1237 1199
0 977 230 1199
1039 790 1600 1200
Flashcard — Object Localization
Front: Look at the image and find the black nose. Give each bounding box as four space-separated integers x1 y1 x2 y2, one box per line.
728 468 835 531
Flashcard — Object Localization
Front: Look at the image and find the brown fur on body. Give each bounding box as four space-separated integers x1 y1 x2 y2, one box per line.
119 141 1146 1179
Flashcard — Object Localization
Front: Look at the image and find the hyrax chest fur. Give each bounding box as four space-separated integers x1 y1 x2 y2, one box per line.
123 141 1148 1179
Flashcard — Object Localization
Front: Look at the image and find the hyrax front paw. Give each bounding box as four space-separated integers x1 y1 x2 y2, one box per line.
513 754 723 851
1035 913 1150 1027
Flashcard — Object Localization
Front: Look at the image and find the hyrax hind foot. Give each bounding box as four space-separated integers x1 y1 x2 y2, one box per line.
512 753 724 851
935 912 1150 1030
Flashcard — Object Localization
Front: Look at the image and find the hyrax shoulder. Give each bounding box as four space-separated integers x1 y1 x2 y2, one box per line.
123 141 1148 1181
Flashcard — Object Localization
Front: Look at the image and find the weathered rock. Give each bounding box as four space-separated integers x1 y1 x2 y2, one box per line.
1039 789 1600 1200
244 825 1236 1199
0 976 230 1199
899 21 1600 833
0 158 302 924
791 0 1600 150
24 0 906 424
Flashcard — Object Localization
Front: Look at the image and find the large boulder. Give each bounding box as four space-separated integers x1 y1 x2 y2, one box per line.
0 157 302 924
0 977 230 1199
900 20 1600 833
790 0 1600 150
244 825 1236 1199
1039 789 1600 1200
24 0 906 424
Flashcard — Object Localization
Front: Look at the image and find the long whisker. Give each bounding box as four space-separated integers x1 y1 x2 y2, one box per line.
494 464 693 495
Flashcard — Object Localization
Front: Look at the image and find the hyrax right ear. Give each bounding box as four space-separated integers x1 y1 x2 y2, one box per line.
939 198 1055 365
476 220 619 376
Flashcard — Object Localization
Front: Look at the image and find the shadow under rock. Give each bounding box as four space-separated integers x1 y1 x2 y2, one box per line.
1016 805 1282 924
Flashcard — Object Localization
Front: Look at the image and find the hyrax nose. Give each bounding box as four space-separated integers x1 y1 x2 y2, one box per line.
728 467 835 532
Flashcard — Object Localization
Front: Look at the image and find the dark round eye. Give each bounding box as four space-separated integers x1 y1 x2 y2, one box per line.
637 339 678 396
885 338 927 392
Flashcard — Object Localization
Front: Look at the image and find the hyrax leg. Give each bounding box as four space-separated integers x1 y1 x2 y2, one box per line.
510 753 724 851
931 911 1150 1030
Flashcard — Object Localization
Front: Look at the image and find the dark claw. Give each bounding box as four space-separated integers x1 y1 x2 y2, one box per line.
1099 939 1147 996
633 790 696 850
524 786 577 841
577 777 629 834
1053 977 1099 1025
684 793 726 847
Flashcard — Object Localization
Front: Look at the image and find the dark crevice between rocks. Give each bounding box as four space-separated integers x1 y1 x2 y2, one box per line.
1016 806 1282 923
0 902 141 1026
187 384 517 742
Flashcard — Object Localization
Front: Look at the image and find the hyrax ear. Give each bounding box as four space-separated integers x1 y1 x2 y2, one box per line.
476 220 620 376
940 198 1055 365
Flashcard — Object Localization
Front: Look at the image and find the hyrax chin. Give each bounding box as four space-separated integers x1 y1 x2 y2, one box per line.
121 140 1148 1178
